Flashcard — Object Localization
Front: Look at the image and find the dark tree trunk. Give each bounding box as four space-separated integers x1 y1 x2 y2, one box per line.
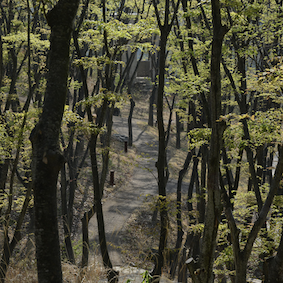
81 206 95 267
148 83 156 127
263 228 283 283
150 1 180 281
128 97 135 146
89 124 119 282
176 111 181 149
29 1 79 282
60 164 75 264
86 98 118 282
165 94 176 147
0 15 3 94
187 1 228 282
150 31 169 280
170 150 193 278
100 104 114 194
150 2 180 280
199 145 208 223
0 160 9 216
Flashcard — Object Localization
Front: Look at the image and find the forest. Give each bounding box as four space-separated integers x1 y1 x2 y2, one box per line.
1 0 283 282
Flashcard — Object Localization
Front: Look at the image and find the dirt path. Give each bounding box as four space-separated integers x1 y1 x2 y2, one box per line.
89 116 185 282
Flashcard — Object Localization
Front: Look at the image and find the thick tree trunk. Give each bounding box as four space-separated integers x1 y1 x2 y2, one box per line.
234 255 248 283
263 221 283 282
29 1 79 282
264 256 283 283
0 16 3 93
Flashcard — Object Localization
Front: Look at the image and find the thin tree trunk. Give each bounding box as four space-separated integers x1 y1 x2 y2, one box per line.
170 150 193 278
150 25 169 283
60 164 75 264
148 83 156 127
150 1 180 279
176 111 181 149
81 205 95 268
188 1 228 281
128 97 135 146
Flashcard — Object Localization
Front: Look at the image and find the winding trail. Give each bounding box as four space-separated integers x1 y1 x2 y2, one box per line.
90 115 186 282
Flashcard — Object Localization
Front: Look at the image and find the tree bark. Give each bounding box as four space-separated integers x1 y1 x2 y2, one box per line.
170 150 193 278
263 227 283 283
128 98 135 146
29 1 79 282
190 0 228 282
150 1 180 279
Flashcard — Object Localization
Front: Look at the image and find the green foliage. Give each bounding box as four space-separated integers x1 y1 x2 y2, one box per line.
188 128 211 150
141 270 153 283
3 32 49 50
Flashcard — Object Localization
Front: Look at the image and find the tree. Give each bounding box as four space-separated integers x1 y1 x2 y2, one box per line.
264 225 283 282
150 0 180 281
29 1 79 282
186 0 228 282
198 0 227 281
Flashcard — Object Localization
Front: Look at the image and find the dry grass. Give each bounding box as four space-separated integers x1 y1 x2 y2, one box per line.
5 261 107 283
119 193 192 271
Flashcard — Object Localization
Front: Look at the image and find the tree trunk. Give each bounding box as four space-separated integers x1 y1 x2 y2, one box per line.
29 1 79 282
150 1 180 280
192 1 227 282
128 97 135 146
0 15 3 93
88 99 118 282
100 104 114 194
264 256 283 283
148 83 156 127
263 221 283 282
60 164 75 264
170 150 193 278
81 206 95 268
234 254 248 283
150 28 169 283
176 111 181 149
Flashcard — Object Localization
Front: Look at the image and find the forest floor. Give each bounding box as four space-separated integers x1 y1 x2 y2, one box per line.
90 114 189 283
